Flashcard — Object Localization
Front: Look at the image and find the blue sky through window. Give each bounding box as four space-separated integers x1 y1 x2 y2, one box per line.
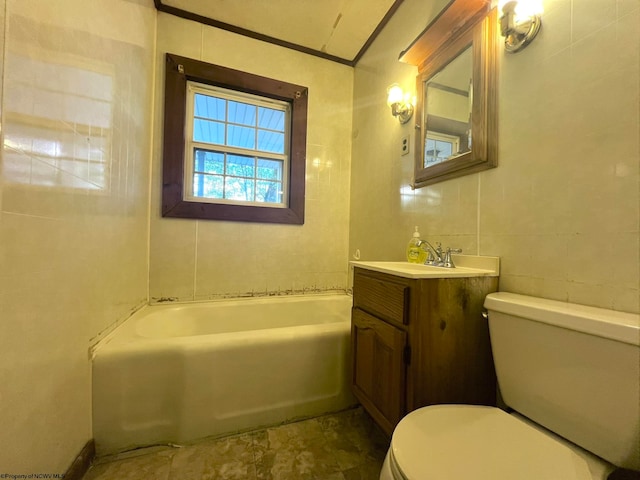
193 93 285 154
189 86 288 205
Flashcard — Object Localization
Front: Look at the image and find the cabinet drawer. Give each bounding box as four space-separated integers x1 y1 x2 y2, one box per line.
353 270 410 326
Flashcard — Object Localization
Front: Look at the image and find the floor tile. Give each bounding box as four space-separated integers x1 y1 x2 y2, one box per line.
342 459 386 480
320 408 388 472
254 418 343 480
83 449 174 480
83 408 389 480
170 433 256 480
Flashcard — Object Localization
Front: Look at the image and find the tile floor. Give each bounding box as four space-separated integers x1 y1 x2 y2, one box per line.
83 407 389 480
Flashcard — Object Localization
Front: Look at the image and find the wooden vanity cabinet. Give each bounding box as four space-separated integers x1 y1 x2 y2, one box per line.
351 267 498 436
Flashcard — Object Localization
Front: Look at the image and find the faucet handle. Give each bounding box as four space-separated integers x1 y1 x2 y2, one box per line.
442 248 462 268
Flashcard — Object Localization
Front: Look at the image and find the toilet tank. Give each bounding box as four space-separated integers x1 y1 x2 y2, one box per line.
484 292 640 471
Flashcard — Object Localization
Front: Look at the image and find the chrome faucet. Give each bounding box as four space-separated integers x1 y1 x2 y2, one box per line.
417 240 462 268
417 240 443 265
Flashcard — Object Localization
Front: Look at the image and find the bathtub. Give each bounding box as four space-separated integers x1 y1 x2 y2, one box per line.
92 294 356 455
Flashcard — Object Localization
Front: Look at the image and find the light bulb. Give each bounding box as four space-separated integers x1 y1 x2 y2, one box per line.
387 84 404 106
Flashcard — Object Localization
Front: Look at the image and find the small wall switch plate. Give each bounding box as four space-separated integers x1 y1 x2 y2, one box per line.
401 135 410 156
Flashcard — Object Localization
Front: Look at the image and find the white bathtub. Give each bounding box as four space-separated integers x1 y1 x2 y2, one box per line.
92 294 356 455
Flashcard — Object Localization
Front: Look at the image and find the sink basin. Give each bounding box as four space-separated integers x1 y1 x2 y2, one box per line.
351 255 499 279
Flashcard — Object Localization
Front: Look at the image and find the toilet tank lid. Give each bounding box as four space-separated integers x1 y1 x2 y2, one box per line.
484 292 639 346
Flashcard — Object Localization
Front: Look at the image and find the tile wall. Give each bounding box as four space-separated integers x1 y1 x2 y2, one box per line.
148 13 354 302
0 0 156 472
350 0 640 313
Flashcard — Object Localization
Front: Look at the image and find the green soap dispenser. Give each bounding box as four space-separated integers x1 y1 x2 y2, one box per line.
406 226 425 264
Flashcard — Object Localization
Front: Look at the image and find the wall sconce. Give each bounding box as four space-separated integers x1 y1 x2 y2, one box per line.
499 0 542 53
387 84 414 124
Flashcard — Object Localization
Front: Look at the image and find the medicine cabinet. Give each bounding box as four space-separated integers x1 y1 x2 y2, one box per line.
400 0 498 187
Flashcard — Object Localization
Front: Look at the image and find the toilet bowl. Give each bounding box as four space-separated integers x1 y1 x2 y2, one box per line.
380 292 640 480
380 405 614 479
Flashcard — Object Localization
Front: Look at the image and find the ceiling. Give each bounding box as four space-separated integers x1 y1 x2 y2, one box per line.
155 0 405 65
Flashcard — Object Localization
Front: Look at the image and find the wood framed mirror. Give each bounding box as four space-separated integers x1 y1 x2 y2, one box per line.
400 0 497 187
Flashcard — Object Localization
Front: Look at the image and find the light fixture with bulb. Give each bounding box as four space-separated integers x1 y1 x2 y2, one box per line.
499 0 543 53
387 84 414 124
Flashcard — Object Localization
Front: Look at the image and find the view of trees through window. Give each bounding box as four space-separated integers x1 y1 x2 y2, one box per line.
188 87 288 205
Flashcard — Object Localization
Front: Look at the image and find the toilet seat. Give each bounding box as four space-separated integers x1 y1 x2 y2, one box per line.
390 405 593 480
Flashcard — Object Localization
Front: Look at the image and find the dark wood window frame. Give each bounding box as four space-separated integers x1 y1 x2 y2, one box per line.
162 53 308 224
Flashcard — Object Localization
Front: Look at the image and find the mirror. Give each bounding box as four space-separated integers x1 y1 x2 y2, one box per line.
423 45 473 168
400 0 497 187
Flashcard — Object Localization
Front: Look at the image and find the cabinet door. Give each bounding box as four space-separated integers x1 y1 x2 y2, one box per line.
351 308 407 436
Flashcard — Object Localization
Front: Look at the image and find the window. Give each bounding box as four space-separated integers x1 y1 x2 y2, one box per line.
424 131 460 166
162 53 308 224
185 84 288 207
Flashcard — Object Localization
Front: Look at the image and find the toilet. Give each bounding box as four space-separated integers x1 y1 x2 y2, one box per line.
380 292 640 479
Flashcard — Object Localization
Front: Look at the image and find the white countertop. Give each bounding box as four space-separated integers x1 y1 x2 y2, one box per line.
351 255 499 279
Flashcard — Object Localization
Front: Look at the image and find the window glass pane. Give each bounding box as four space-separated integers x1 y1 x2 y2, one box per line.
227 125 255 149
258 107 285 131
256 158 283 181
194 94 225 121
194 149 224 174
194 118 224 144
225 176 254 201
193 173 223 199
256 180 282 203
226 154 255 178
257 130 284 154
425 139 437 165
436 140 453 158
228 101 256 126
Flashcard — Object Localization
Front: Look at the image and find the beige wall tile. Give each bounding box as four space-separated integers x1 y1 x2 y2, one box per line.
149 218 197 302
572 0 617 44
612 287 640 313
0 0 156 471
